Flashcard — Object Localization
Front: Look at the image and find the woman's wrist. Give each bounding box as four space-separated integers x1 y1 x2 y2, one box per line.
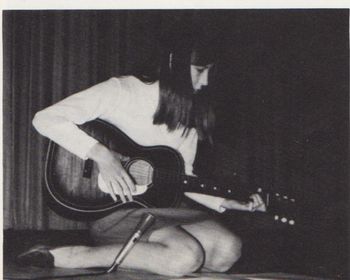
86 142 109 162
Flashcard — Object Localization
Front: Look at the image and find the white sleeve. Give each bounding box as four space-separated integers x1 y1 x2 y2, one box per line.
177 131 226 213
32 78 121 159
184 192 226 213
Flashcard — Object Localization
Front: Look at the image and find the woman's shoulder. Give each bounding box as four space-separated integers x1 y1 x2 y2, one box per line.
109 75 156 88
109 75 159 97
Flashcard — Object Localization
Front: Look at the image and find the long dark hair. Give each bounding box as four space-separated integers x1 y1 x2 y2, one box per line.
152 43 216 143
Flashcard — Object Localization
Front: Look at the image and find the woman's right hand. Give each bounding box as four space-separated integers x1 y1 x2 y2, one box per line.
87 142 135 203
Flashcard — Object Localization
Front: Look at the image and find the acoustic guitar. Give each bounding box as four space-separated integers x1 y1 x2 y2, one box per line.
45 119 297 225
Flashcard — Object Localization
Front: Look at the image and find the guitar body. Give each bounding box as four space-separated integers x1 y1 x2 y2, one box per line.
45 120 185 216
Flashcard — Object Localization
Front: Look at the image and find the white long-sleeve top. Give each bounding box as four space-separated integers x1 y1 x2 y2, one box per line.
33 76 226 212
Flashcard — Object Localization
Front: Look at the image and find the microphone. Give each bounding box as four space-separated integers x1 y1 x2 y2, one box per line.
106 213 156 273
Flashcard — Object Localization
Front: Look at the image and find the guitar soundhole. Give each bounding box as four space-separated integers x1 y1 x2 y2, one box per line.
127 159 154 186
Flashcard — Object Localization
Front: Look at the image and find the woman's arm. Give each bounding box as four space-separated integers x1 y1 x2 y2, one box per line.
33 78 135 202
33 78 119 159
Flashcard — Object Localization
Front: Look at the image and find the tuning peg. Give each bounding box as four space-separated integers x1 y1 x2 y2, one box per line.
274 215 295 226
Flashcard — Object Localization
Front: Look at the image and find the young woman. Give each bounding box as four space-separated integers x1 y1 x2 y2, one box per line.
18 39 265 277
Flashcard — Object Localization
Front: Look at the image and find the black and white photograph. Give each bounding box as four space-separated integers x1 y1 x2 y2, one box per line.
2 5 349 280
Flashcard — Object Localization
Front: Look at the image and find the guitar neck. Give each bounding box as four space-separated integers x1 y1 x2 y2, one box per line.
179 174 252 201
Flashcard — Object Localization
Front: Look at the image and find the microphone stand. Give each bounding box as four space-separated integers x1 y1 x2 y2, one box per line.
106 213 156 273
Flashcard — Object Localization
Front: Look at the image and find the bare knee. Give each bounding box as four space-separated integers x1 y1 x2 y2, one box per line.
165 242 204 276
150 228 204 276
210 233 242 272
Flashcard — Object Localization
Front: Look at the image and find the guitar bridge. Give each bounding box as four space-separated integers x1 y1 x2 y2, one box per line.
83 159 93 178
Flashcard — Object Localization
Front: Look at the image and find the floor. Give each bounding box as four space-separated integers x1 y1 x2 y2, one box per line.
3 264 330 280
3 228 346 280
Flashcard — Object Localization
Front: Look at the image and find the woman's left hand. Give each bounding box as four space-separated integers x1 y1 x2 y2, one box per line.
221 193 267 212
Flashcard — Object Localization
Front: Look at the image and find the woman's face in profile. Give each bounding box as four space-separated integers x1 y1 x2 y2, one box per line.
190 49 215 92
190 63 214 91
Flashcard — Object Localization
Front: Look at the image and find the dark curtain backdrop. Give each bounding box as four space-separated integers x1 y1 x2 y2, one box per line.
3 10 349 233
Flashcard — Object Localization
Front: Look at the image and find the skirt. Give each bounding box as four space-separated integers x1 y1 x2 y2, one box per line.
89 207 211 245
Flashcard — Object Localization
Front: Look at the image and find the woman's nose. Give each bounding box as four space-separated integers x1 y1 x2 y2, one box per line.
199 70 209 87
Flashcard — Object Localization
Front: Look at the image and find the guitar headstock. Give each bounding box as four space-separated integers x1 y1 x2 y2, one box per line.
256 187 297 226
